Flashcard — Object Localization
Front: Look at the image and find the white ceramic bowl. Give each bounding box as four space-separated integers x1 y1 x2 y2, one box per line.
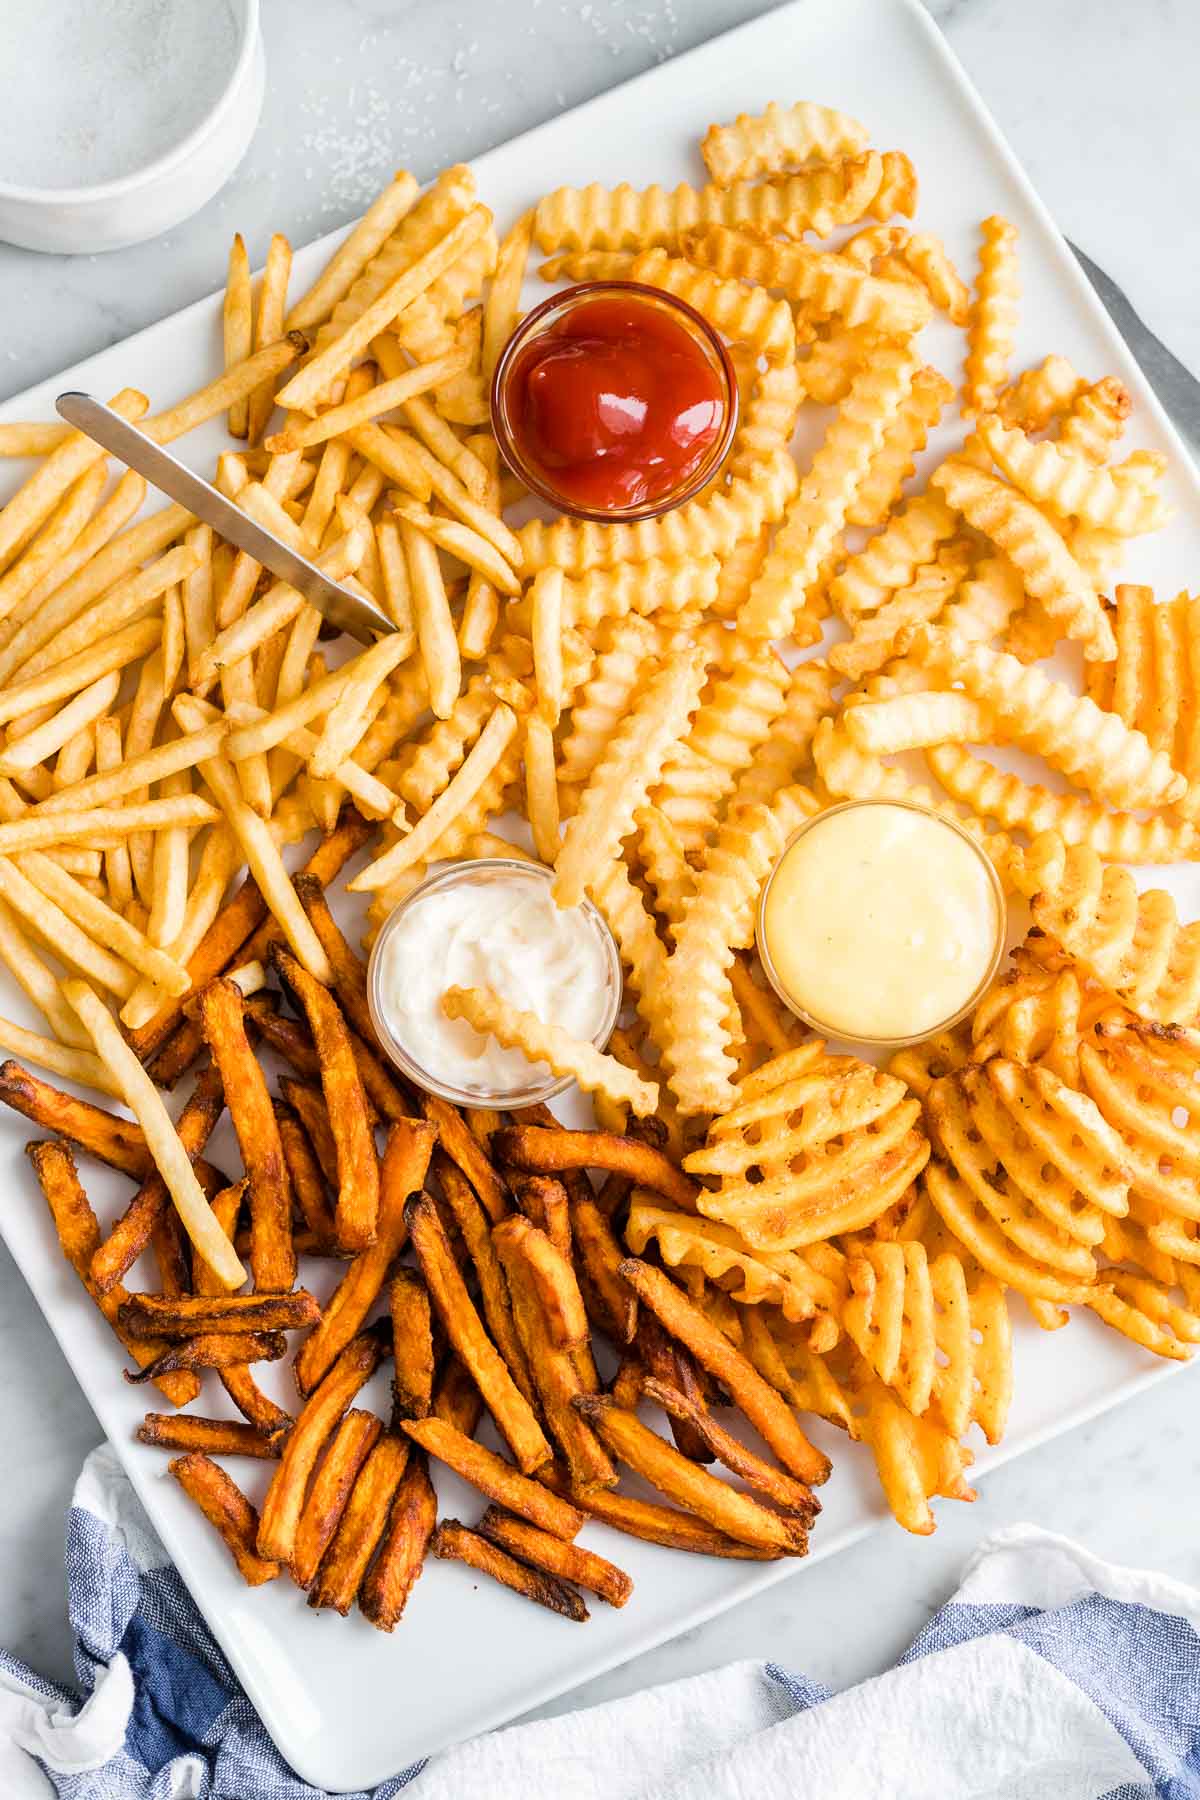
0 0 264 256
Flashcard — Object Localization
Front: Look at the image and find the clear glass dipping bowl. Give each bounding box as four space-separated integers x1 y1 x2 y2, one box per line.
366 857 623 1108
489 279 739 524
755 799 1008 1050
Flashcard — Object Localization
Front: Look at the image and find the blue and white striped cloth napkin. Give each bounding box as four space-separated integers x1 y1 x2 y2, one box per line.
3 1442 1199 1798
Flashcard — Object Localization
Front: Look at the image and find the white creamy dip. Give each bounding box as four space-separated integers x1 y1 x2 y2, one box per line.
371 865 614 1097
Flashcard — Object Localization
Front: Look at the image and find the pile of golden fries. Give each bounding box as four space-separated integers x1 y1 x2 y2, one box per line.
0 88 1194 1602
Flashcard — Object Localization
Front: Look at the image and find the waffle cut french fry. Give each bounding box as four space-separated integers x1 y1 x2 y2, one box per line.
1078 1023 1200 1247
625 1198 842 1329
684 1044 930 1252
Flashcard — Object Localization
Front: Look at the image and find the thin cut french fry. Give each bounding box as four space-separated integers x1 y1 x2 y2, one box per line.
223 234 253 437
63 980 245 1291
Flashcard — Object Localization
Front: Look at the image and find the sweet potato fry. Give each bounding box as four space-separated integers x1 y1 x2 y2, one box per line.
575 1397 808 1554
0 1061 151 1177
510 1174 572 1265
403 1415 583 1539
432 1353 483 1436
406 1191 551 1473
129 807 373 1064
359 1449 437 1630
390 1266 435 1422
503 1206 587 1348
620 1259 832 1488
147 1020 206 1089
635 1314 714 1464
295 870 513 1223
308 1433 410 1615
568 1185 638 1347
294 1118 434 1395
434 1151 536 1406
90 1064 224 1295
278 1077 339 1187
274 1102 338 1249
125 1330 287 1383
465 1106 502 1148
189 1174 293 1438
479 1507 632 1608
641 1378 820 1518
196 977 295 1291
270 944 379 1251
292 1408 384 1588
433 1520 589 1621
257 1325 388 1565
494 1215 616 1492
220 1366 294 1436
169 1452 280 1586
138 1413 284 1459
543 1465 783 1558
149 1206 190 1300
243 995 320 1079
27 1138 198 1407
493 1125 698 1211
118 1290 320 1340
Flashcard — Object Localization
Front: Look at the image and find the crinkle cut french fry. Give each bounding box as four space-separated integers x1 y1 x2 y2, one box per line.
442 984 659 1117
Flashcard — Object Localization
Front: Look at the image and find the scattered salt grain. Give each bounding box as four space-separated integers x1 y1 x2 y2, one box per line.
0 0 239 191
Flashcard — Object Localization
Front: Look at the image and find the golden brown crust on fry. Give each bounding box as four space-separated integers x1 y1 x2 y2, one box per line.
402 1414 584 1539
359 1449 438 1630
307 1432 411 1615
620 1259 831 1487
118 1290 319 1340
433 1519 589 1621
292 1408 384 1589
493 1124 698 1211
479 1506 633 1607
169 1452 280 1586
0 1062 152 1176
293 1117 433 1396
406 1190 551 1472
196 978 295 1291
27 1138 198 1407
138 1413 284 1459
389 1269 436 1422
270 944 379 1252
257 1326 387 1566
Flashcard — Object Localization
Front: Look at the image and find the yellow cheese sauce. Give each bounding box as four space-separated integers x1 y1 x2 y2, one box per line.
759 801 1003 1042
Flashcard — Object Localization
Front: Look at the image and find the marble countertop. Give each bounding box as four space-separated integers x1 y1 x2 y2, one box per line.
2 0 1199 1750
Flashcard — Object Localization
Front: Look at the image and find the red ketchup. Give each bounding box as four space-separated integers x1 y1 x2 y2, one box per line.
503 294 729 512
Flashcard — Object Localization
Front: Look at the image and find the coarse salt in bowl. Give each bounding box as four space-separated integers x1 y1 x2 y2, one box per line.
0 0 264 255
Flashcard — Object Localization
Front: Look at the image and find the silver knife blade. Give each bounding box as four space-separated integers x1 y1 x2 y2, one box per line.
1068 243 1200 453
54 391 395 646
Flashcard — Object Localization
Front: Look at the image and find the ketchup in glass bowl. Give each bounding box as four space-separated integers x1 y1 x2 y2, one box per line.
490 281 738 522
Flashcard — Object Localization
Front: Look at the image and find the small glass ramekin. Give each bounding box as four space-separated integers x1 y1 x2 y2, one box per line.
489 279 739 524
366 857 624 1109
754 799 1008 1050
